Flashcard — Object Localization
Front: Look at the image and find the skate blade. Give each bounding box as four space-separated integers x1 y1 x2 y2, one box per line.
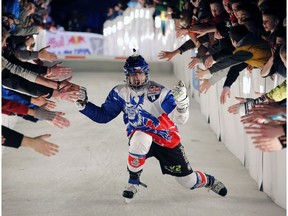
123 193 138 204
124 198 133 204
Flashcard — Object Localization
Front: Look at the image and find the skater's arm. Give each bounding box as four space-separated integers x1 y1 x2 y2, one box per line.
79 88 123 123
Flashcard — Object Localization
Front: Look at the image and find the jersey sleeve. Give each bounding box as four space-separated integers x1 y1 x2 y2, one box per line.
160 89 176 114
80 88 124 123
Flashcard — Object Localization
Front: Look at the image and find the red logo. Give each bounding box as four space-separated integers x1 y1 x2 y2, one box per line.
68 36 85 45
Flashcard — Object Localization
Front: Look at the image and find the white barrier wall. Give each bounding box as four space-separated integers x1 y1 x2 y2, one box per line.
40 30 103 56
103 7 286 209
103 7 181 60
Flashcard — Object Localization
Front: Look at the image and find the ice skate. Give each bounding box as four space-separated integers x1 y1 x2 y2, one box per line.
122 183 139 203
205 174 227 197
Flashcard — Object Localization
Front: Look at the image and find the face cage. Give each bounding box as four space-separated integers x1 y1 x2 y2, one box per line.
126 73 149 90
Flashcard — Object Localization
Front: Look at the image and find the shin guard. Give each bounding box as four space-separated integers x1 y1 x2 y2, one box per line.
191 171 208 189
127 152 146 173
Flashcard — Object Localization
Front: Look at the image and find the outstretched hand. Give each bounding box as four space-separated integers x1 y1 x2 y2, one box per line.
227 97 245 114
31 94 56 110
204 55 214 69
195 66 210 80
188 57 200 69
45 62 72 80
38 45 58 62
244 123 285 152
48 113 71 129
57 84 81 102
198 79 211 94
220 88 231 104
22 134 59 157
158 51 177 61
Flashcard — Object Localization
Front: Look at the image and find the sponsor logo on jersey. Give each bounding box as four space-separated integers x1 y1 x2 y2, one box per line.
147 85 161 102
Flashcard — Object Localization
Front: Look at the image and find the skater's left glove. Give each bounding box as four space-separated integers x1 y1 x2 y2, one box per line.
172 80 189 113
75 86 88 110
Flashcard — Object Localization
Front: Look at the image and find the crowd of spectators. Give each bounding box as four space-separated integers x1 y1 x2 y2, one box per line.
2 0 82 156
156 0 286 153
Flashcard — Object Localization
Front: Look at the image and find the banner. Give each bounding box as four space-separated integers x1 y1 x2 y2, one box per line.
46 31 103 56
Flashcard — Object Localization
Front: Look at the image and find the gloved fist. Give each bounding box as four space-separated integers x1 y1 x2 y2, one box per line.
75 86 88 110
172 80 187 102
172 80 189 113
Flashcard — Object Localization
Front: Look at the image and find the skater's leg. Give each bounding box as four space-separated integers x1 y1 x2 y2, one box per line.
150 143 227 197
127 131 152 178
175 171 227 196
123 131 152 201
175 171 209 189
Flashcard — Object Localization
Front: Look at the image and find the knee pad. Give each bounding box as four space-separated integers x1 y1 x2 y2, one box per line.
129 131 152 155
128 131 152 172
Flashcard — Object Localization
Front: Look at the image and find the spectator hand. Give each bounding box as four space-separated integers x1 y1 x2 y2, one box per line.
240 112 271 125
22 134 59 156
34 104 57 121
252 136 283 152
204 55 214 69
252 103 286 117
188 57 200 69
38 45 58 62
244 123 285 152
220 87 231 104
195 66 210 80
158 50 177 61
244 122 285 138
45 62 72 81
198 79 211 94
31 94 56 110
48 113 71 129
34 104 70 128
227 97 245 114
58 77 80 91
56 84 81 102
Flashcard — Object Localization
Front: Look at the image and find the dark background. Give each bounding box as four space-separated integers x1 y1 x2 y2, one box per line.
49 0 129 34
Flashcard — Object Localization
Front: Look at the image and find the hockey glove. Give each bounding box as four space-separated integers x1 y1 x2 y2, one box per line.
75 86 88 110
172 80 189 113
238 94 269 116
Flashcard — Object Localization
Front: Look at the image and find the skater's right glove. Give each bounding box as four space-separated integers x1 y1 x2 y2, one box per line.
75 86 88 110
172 80 189 113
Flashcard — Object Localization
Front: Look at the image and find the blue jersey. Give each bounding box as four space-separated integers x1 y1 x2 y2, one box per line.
80 81 187 148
